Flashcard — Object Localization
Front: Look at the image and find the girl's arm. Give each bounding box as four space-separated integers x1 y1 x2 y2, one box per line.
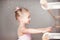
40 0 55 19
48 10 56 20
19 27 52 34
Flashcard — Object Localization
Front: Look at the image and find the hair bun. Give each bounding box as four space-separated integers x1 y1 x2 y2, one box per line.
16 7 20 10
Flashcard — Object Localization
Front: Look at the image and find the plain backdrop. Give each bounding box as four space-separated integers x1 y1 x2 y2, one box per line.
0 0 60 40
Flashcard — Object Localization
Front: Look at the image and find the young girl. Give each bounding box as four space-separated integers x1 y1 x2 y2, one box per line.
15 7 52 40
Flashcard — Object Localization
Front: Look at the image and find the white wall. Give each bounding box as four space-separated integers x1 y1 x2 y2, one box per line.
0 0 59 40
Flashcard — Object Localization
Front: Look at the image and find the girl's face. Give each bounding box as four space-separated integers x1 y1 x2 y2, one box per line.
22 14 31 24
18 12 31 24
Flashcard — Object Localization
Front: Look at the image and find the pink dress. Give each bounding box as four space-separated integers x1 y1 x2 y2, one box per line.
18 34 31 40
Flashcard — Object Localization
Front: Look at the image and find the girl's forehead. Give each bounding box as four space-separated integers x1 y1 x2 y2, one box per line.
23 12 30 16
24 14 30 17
19 13 30 18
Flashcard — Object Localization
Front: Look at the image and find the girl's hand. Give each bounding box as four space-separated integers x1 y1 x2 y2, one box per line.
46 27 52 32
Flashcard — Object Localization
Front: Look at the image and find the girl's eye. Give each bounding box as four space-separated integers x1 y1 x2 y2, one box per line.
28 15 31 18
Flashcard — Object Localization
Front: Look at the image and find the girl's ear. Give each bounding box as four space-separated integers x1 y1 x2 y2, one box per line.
17 16 22 22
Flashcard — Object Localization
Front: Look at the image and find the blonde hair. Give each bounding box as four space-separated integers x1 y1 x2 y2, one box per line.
15 7 29 20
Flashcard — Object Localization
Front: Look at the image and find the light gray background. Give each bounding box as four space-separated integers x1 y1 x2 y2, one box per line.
0 0 60 40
